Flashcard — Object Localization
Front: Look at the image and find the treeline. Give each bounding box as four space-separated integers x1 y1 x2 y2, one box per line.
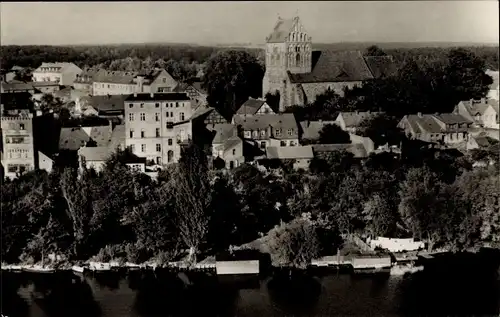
2 142 498 268
0 44 264 71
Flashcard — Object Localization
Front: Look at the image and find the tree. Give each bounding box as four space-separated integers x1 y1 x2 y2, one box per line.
362 193 398 237
168 144 212 264
318 124 351 144
267 218 320 269
357 113 404 147
365 45 387 57
40 94 63 114
204 50 264 118
265 91 280 113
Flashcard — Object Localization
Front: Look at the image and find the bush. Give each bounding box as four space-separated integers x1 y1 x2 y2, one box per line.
94 244 126 263
125 242 150 264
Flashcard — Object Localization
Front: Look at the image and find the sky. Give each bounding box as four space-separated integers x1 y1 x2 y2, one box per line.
1 1 498 46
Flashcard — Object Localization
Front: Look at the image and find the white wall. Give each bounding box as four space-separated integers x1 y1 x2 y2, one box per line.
215 260 259 275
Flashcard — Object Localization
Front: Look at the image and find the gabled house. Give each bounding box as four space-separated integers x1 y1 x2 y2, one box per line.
173 81 208 108
264 145 314 170
134 68 178 93
77 94 128 119
73 69 96 95
334 111 382 134
32 62 82 86
1 82 38 94
398 113 473 146
454 98 499 129
233 113 300 149
236 97 275 116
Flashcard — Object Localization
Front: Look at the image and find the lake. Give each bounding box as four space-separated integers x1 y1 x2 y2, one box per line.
2 251 499 317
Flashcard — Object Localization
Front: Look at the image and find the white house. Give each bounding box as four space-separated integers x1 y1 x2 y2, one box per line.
454 99 499 130
32 62 83 86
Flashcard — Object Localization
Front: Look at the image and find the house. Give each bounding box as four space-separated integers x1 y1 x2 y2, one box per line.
77 94 128 119
124 92 192 165
73 70 96 95
397 113 473 147
236 97 275 116
1 92 36 179
466 133 498 151
32 62 83 86
265 145 314 170
0 69 16 83
38 151 54 174
299 120 339 141
312 143 370 159
334 111 382 134
77 146 147 173
232 113 300 149
135 68 178 93
262 16 396 111
92 70 139 96
59 123 113 151
486 69 499 100
1 82 37 94
454 99 499 129
174 81 208 108
208 123 252 169
32 81 61 94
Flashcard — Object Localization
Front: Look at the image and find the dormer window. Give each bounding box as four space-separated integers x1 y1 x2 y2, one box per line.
260 130 266 137
287 128 293 136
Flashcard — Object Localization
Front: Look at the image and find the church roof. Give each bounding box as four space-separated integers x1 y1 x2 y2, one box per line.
266 18 296 43
288 50 375 83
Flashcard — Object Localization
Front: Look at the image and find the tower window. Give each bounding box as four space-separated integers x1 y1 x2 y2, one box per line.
296 53 301 66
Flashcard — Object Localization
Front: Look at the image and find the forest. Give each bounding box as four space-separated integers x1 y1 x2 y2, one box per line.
2 140 499 268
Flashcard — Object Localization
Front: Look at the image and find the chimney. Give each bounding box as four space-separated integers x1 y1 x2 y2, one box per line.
417 112 422 117
133 92 137 97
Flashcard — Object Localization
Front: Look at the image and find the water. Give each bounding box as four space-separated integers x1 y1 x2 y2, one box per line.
2 251 500 317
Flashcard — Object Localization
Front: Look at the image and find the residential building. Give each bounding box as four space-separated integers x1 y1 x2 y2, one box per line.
59 123 113 151
1 92 36 179
454 99 499 130
466 133 498 151
124 93 192 165
77 94 128 120
93 70 138 95
262 16 396 111
135 68 178 93
398 113 473 146
32 62 83 86
312 143 370 159
73 70 96 95
1 82 38 94
265 145 314 170
486 69 499 100
232 113 300 149
93 69 178 96
77 146 147 173
38 151 54 174
174 81 208 108
32 81 61 94
0 69 16 83
334 111 382 134
236 97 275 116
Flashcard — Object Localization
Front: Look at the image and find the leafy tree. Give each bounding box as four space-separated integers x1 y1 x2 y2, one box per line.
267 218 320 269
204 50 264 118
318 124 351 144
357 113 404 147
362 193 398 237
265 91 280 113
365 45 387 56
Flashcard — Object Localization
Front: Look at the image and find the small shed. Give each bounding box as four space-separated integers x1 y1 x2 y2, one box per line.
215 250 261 275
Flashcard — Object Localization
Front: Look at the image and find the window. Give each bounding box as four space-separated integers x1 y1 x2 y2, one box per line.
155 113 160 121
176 102 179 108
19 123 25 130
130 144 135 152
288 128 293 136
129 103 133 108
166 122 174 129
140 113 146 121
167 150 174 162
7 165 17 173
156 128 160 137
280 141 286 146
129 113 134 121
290 141 296 146
129 129 134 138
253 131 258 138
162 78 166 83
107 84 110 88
275 129 281 136
156 144 161 152
141 144 146 152
141 129 145 138
260 130 266 137
260 142 266 149
244 131 251 138
155 103 160 108
232 149 236 155
166 112 169 117
179 112 185 121
170 112 173 117
140 103 144 108
168 138 173 145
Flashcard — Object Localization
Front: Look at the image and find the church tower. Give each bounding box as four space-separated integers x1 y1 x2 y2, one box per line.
262 16 312 111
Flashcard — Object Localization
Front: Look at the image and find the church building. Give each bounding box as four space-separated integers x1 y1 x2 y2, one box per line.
262 16 397 112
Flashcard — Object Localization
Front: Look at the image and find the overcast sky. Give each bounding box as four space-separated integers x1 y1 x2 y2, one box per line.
1 1 498 45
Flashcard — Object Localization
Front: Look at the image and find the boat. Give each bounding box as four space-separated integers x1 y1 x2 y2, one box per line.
390 264 424 276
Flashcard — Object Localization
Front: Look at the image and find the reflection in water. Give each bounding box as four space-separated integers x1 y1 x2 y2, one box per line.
2 250 499 317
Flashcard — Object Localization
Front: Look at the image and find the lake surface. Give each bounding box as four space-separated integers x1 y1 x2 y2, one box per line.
2 251 500 317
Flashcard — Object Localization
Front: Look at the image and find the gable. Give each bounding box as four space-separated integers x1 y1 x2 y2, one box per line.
152 70 177 87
